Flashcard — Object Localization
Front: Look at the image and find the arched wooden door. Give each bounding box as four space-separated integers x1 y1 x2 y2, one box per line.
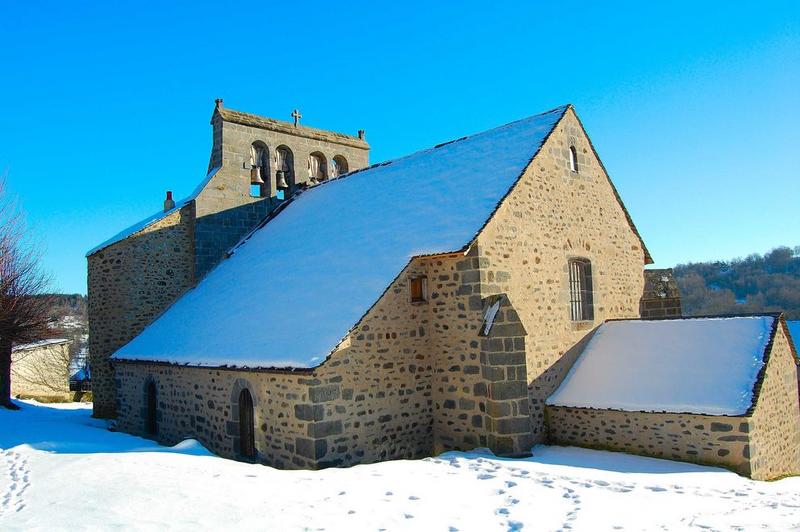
239 389 255 458
146 381 157 435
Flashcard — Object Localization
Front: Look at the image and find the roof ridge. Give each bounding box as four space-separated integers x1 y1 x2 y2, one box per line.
316 104 571 184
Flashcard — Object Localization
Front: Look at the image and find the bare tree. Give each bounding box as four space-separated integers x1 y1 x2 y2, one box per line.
0 177 53 409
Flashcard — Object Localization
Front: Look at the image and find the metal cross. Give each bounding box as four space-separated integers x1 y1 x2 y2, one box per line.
291 109 302 127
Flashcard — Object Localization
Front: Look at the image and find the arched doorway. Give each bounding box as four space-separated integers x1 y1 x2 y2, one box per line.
145 381 157 435
239 388 255 458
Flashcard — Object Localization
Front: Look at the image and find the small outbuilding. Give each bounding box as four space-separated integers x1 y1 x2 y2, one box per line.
11 338 74 401
546 314 800 480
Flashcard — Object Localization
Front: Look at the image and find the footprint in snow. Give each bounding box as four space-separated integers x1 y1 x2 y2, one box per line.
646 486 667 492
477 473 495 480
409 496 419 501
506 481 517 488
404 514 414 519
507 521 524 531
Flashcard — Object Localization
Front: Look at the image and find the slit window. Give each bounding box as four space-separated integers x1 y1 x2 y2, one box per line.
238 389 255 459
145 381 157 435
409 276 427 303
569 146 579 172
568 258 594 321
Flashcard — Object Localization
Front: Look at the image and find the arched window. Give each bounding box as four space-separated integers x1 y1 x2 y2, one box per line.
238 388 255 459
145 381 158 435
275 146 294 200
568 258 594 321
249 142 269 198
569 146 579 173
332 155 349 177
308 152 327 182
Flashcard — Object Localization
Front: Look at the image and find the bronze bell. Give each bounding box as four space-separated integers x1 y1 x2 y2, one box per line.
276 170 289 190
250 166 264 185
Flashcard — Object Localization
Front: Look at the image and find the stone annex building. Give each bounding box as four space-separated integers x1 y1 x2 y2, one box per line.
87 102 800 479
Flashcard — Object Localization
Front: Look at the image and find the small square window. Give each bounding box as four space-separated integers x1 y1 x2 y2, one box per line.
409 276 427 303
250 184 262 198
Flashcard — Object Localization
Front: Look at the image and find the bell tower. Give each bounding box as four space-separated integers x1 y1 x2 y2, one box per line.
194 99 371 278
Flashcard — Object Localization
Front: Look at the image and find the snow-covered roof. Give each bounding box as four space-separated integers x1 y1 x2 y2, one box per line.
113 106 569 368
13 338 71 352
86 168 220 257
547 316 780 416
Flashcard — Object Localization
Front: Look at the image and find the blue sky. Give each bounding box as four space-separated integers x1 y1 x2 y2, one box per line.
1 1 798 294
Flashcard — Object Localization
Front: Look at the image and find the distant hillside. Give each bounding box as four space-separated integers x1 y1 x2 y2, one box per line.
674 246 800 320
46 293 87 320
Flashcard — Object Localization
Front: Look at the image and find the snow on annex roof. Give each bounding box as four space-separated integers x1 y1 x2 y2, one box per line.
113 105 569 369
13 338 71 352
547 315 780 416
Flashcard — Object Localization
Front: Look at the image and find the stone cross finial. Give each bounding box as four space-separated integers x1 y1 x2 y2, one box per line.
291 109 302 127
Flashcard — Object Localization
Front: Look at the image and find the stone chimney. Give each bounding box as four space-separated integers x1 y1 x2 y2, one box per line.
164 190 175 212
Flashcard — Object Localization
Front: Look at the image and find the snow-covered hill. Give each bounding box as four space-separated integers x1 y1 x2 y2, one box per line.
1 401 798 531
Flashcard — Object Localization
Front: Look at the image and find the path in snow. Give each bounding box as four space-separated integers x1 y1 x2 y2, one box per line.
1 400 799 531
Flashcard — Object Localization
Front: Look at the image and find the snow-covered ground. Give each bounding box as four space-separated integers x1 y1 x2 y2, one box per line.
1 401 799 531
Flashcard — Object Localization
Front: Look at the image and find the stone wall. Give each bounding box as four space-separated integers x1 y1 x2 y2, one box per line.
546 406 753 475
88 204 195 418
640 268 682 319
114 250 543 467
114 256 441 468
11 341 72 400
748 323 800 480
546 320 800 480
472 107 648 442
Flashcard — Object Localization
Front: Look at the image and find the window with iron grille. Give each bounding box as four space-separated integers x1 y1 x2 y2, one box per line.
568 258 594 321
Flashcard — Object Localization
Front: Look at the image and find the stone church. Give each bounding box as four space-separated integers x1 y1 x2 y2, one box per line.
88 101 800 479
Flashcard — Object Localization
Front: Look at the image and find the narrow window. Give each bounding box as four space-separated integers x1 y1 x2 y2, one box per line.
569 146 579 173
568 259 594 321
238 389 255 459
409 276 427 303
145 381 158 435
